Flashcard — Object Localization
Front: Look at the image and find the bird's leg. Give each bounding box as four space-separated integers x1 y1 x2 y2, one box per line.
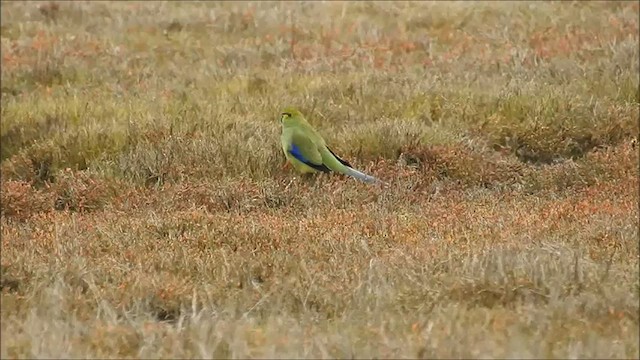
301 173 315 182
299 173 319 187
314 173 332 188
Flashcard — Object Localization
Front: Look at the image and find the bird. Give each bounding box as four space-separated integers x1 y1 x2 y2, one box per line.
279 106 382 184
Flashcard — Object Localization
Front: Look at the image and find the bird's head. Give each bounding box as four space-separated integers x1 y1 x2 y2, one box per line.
279 106 306 127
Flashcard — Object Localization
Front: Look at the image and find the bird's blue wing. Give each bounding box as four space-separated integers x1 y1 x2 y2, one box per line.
288 143 331 173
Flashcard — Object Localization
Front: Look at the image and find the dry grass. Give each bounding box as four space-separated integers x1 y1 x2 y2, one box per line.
1 1 639 358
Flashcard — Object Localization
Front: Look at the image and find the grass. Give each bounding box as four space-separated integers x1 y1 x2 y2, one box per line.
1 1 639 358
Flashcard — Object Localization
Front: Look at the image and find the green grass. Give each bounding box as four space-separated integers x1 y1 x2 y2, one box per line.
1 1 639 358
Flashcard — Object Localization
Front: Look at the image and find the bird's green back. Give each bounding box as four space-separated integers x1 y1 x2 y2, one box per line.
280 107 326 146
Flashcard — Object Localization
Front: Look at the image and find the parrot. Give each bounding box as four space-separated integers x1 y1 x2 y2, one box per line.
279 106 382 184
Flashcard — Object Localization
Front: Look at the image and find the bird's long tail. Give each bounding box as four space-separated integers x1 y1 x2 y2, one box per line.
343 166 382 184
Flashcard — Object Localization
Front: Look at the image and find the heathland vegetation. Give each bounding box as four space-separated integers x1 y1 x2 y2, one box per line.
1 1 638 358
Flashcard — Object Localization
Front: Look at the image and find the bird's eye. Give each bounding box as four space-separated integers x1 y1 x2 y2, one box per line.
280 112 291 122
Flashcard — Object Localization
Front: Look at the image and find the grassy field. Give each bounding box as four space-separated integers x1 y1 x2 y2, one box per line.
1 1 639 358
